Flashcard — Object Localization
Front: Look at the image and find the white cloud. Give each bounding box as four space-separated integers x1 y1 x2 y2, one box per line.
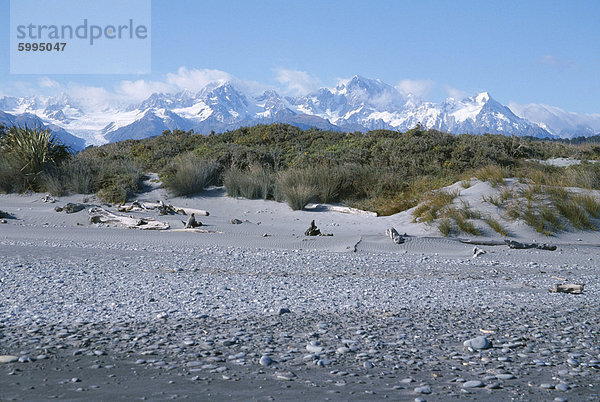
39 77 60 89
116 79 173 102
274 68 320 96
166 67 233 92
395 79 434 98
538 54 576 69
444 85 467 100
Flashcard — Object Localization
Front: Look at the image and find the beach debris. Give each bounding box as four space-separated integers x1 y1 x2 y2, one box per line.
304 220 333 236
550 283 584 294
304 203 377 216
231 218 243 224
504 239 557 251
385 227 405 244
59 203 86 214
472 247 487 257
0 210 14 219
117 200 186 215
41 194 55 203
305 220 321 236
88 207 169 230
184 213 202 228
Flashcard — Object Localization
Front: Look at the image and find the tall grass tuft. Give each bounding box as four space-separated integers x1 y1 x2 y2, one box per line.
484 217 508 236
277 169 318 210
162 153 218 197
0 125 69 191
224 166 274 200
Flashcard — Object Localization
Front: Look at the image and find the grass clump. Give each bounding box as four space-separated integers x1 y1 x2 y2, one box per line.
412 189 459 223
484 217 508 236
574 193 600 218
475 165 508 187
0 125 70 192
555 199 593 230
162 153 218 197
224 166 274 200
277 169 318 210
438 218 452 237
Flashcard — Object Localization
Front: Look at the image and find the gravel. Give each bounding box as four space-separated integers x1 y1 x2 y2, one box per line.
1 231 599 400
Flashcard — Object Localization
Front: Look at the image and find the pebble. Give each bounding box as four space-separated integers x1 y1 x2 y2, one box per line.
463 336 492 351
555 383 570 391
0 355 19 363
462 380 484 388
259 356 274 366
414 385 431 394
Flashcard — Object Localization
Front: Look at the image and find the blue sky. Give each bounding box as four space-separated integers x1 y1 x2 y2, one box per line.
0 0 598 113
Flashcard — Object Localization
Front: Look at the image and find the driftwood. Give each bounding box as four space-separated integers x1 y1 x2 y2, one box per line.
505 240 557 251
550 283 584 294
305 204 377 217
385 228 405 244
41 194 55 203
88 207 169 230
55 203 86 214
184 213 203 228
472 247 486 257
304 220 333 236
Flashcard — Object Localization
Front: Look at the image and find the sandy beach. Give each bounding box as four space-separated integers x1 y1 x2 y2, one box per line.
1 183 599 401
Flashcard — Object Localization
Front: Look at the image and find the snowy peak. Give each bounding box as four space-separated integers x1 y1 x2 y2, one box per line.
0 76 576 145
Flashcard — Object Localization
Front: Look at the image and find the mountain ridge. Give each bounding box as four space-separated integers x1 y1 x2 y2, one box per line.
2 75 596 146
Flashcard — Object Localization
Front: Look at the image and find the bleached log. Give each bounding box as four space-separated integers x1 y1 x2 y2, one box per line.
549 283 584 294
385 228 405 244
88 207 169 230
305 204 377 216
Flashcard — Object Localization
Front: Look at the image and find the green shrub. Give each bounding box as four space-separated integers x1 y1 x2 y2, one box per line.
162 153 218 196
0 125 70 191
98 184 128 204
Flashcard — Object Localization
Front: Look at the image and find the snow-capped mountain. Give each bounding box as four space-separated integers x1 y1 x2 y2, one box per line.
509 102 600 138
4 75 594 147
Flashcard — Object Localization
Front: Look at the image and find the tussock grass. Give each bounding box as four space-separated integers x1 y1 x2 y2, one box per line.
412 189 459 223
574 193 600 218
438 218 452 237
475 165 508 187
484 217 508 236
555 199 593 230
224 166 274 200
460 179 471 189
162 153 218 197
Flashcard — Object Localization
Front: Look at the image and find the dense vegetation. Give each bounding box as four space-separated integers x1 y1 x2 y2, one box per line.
1 123 600 217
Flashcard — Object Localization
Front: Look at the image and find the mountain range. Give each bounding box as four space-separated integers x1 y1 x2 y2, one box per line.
1 75 598 151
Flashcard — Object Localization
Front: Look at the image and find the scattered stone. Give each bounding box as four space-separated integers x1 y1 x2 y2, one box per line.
0 355 18 363
231 218 243 224
540 383 555 389
555 383 570 391
277 307 291 315
463 380 484 388
259 356 274 366
306 342 323 354
54 206 63 212
463 336 492 351
413 385 431 394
